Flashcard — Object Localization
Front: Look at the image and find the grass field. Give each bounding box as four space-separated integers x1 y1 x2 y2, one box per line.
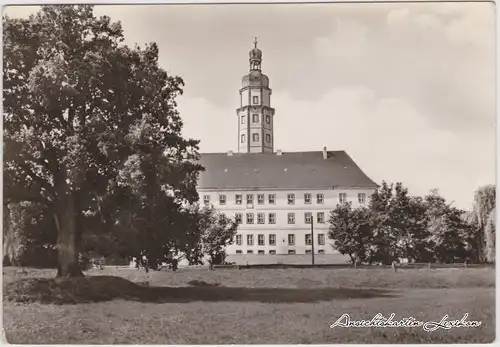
3 266 495 344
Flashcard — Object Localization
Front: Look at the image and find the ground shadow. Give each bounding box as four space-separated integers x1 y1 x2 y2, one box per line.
4 275 398 305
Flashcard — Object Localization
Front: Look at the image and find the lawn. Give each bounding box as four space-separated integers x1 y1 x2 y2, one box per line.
3 266 495 344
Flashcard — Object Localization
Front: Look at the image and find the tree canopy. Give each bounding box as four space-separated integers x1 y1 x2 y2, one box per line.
3 5 203 276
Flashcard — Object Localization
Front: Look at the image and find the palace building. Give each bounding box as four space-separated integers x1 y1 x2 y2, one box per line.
196 39 378 257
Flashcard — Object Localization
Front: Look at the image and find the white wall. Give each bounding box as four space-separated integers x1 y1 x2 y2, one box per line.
199 188 375 255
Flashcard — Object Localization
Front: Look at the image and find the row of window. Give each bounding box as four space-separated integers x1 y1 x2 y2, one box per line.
205 193 366 205
235 249 326 255
236 233 326 246
240 133 271 144
235 212 325 224
241 114 271 125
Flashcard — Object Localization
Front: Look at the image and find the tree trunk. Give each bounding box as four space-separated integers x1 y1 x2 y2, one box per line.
55 192 83 277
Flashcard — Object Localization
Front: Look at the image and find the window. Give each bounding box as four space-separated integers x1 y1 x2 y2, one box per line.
253 96 259 104
358 193 366 204
241 115 245 124
252 133 259 142
241 134 246 143
252 114 259 123
236 250 242 254
266 115 270 124
257 194 265 205
304 212 312 224
203 195 210 205
257 213 265 224
235 213 243 224
258 250 265 255
305 234 312 245
305 249 312 254
247 234 254 245
246 194 254 205
318 249 325 254
236 194 243 205
268 213 276 224
219 194 226 205
287 213 295 224
317 212 325 223
304 193 311 204
269 234 276 246
318 234 325 245
288 234 295 246
339 193 347 203
247 250 254 254
268 194 276 204
269 250 276 255
236 234 242 245
266 134 271 143
317 193 324 204
258 234 265 245
246 213 254 224
287 194 295 205
288 250 296 255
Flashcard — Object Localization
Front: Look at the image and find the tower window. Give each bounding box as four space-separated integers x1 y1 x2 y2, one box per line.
266 134 271 143
241 134 246 143
241 115 245 124
253 96 259 104
252 114 259 123
252 133 259 142
266 115 270 124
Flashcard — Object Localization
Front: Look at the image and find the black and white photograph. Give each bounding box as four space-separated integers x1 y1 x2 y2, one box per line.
2 1 496 344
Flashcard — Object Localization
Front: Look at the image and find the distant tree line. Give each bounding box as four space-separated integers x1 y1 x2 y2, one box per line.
328 182 495 265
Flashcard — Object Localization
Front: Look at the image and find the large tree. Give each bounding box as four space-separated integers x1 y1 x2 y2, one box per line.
328 202 372 264
470 185 496 263
3 5 202 277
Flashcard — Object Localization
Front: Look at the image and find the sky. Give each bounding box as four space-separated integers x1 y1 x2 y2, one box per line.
4 2 496 209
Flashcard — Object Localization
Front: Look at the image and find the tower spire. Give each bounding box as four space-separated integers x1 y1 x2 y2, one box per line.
254 37 258 48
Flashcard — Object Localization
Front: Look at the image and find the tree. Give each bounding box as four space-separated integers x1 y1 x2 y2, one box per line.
470 185 496 263
3 5 203 277
181 204 239 266
328 202 372 264
425 190 471 263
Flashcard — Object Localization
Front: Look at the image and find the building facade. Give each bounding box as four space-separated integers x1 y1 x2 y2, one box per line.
196 39 378 257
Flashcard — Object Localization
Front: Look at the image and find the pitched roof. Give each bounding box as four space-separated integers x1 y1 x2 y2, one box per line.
196 151 378 190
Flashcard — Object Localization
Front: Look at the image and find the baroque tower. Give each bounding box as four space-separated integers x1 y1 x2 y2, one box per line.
237 38 275 153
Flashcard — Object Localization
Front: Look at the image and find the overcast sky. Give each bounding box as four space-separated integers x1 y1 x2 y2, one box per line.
5 2 496 209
